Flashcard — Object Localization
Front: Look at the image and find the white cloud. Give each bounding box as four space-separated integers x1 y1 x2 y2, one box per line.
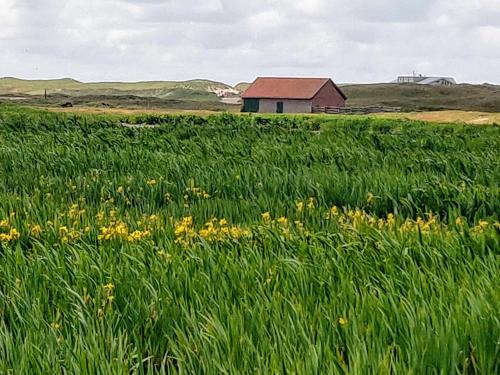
0 0 499 84
0 0 19 39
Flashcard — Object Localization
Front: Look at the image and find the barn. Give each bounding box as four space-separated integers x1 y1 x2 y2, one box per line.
241 77 347 113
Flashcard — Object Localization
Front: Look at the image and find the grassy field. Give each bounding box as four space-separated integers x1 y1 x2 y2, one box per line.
0 94 235 113
0 105 499 373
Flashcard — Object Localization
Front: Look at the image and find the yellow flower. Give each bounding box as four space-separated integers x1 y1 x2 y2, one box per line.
51 322 61 330
367 192 375 205
307 198 315 210
183 216 193 226
296 201 304 212
0 220 8 228
455 217 463 226
174 217 194 237
478 220 489 229
147 179 157 186
261 212 271 223
103 283 115 292
127 230 151 242
277 216 288 226
30 224 42 237
338 317 348 326
219 218 228 226
117 186 124 193
10 228 20 239
0 228 20 242
387 213 395 226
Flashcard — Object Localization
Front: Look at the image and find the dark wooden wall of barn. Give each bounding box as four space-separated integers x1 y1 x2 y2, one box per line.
311 81 346 107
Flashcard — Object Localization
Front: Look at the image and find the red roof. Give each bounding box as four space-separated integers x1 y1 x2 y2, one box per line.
241 77 346 100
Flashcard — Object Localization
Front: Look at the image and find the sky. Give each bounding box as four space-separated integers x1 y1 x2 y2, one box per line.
1 0 499 85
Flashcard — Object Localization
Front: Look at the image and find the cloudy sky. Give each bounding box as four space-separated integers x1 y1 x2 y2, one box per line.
1 0 499 85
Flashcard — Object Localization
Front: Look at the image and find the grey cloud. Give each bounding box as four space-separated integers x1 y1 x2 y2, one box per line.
0 0 499 84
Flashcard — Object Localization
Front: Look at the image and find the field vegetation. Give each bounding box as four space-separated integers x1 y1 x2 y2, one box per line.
0 105 499 373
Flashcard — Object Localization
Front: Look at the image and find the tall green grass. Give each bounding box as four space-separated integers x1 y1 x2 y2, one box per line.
0 106 499 373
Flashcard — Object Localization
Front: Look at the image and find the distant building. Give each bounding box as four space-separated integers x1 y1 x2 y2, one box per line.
241 77 346 113
396 74 456 86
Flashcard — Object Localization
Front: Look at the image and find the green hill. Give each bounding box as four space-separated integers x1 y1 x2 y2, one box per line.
234 82 251 92
342 83 500 112
0 78 82 94
0 77 231 98
2 77 500 113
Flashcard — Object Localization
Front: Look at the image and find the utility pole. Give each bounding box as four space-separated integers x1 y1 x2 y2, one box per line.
44 88 47 100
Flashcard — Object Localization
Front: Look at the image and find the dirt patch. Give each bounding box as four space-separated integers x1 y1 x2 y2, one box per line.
468 117 491 125
376 110 500 125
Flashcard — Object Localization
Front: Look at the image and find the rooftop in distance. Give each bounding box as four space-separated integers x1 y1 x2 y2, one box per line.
241 77 347 100
395 73 456 86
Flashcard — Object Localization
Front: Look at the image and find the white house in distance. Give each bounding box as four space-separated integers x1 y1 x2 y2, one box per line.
396 74 456 86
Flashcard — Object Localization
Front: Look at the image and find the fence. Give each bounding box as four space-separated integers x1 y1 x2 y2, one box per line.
312 105 402 115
